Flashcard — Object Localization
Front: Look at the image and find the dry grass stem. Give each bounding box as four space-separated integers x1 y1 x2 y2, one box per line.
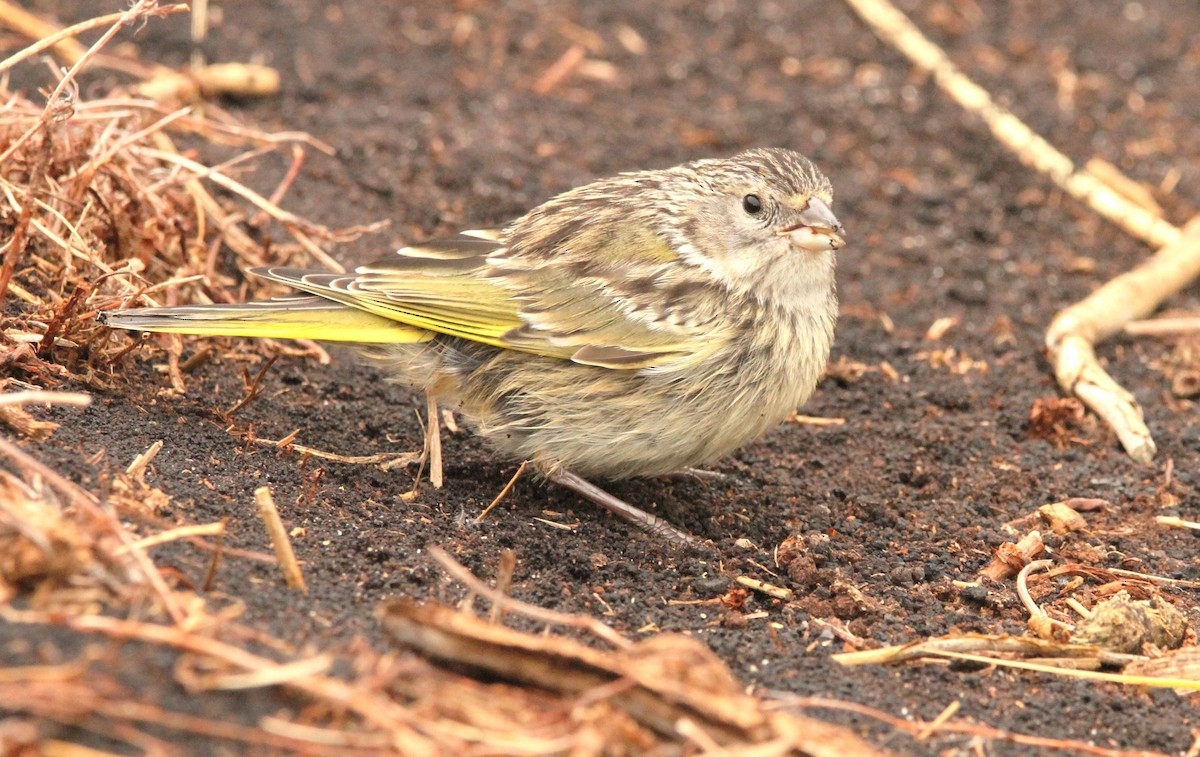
426 393 443 489
1017 559 1072 641
1156 515 1200 531
114 522 227 555
0 4 188 76
253 486 306 593
833 633 1137 669
252 435 421 470
488 549 518 624
533 44 586 94
428 546 631 649
475 460 529 522
125 440 163 479
788 413 847 426
914 700 960 742
934 650 1200 691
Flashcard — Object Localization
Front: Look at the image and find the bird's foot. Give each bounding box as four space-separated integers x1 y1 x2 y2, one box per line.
547 468 717 555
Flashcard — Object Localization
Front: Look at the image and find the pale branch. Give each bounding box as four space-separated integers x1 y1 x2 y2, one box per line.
843 0 1200 462
1045 219 1200 461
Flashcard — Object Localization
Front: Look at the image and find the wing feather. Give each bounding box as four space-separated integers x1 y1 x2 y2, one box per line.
250 223 728 370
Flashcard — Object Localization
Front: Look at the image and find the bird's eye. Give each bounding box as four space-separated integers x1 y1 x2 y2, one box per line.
742 194 763 215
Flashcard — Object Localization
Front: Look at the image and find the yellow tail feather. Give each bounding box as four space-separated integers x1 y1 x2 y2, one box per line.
103 297 433 344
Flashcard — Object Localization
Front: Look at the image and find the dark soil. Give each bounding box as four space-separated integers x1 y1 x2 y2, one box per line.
8 1 1200 754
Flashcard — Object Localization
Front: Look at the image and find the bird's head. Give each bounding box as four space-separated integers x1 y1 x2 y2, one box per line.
664 147 844 303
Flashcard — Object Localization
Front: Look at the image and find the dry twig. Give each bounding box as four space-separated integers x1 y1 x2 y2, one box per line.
1046 219 1200 461
254 487 306 593
843 0 1200 462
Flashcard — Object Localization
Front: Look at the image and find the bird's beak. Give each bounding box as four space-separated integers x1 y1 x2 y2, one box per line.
778 197 845 252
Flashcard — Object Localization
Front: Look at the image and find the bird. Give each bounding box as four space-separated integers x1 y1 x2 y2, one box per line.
104 147 845 548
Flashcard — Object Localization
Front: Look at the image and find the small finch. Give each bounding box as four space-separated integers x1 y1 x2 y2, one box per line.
105 148 845 547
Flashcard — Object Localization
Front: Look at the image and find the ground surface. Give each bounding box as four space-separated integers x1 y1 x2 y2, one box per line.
7 1 1200 754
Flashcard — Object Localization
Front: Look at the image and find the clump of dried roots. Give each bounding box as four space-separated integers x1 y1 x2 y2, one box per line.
0 3 379 397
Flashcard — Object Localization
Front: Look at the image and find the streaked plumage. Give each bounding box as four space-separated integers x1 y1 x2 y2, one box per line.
105 148 844 544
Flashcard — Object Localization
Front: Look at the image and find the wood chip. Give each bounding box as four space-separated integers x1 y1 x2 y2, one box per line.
1038 502 1088 534
980 530 1044 581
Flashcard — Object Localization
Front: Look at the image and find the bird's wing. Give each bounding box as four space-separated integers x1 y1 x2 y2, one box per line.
254 228 728 370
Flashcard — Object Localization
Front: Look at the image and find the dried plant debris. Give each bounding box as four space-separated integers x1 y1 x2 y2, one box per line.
3 522 901 756
852 564 1196 687
0 437 160 614
844 0 1200 463
1125 646 1200 690
0 6 372 400
979 529 1044 581
1027 396 1096 448
0 466 96 604
1162 334 1200 398
1037 502 1088 535
842 493 1198 692
381 600 897 757
1073 592 1188 655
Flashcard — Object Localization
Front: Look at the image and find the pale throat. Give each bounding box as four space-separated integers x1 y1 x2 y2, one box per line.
724 248 837 314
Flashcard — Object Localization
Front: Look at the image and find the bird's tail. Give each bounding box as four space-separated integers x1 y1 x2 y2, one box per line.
102 295 432 344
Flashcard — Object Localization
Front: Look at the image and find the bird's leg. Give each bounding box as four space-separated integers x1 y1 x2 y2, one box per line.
546 468 715 552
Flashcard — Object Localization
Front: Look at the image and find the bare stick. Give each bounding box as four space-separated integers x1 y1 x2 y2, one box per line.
426 394 443 489
1126 317 1200 336
841 0 1179 248
844 0 1200 462
1046 218 1200 461
254 487 307 593
0 390 91 407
